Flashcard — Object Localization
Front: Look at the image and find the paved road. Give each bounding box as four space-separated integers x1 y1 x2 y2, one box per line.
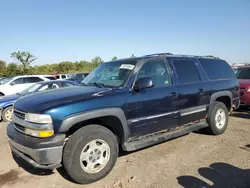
1 112 250 188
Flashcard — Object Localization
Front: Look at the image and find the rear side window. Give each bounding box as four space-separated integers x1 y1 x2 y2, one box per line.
199 59 235 80
173 60 200 84
46 76 56 80
26 77 43 83
61 75 66 79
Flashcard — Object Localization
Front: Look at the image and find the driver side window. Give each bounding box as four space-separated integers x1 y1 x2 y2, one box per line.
11 78 26 85
136 60 171 88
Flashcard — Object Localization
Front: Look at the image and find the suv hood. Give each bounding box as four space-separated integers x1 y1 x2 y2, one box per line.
14 86 112 113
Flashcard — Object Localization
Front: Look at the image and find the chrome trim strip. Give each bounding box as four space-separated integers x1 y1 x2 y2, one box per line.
129 111 179 123
180 105 207 116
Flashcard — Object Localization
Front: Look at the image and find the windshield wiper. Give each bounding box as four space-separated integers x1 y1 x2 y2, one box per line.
88 82 105 88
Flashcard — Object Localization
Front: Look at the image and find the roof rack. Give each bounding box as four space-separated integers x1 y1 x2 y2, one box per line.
143 53 173 57
142 53 220 59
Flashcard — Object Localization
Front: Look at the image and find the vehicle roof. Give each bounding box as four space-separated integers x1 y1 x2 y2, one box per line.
12 75 51 78
106 53 222 63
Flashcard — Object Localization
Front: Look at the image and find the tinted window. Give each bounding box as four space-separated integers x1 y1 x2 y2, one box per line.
12 78 26 85
236 68 250 79
46 76 56 80
173 60 200 84
137 60 171 87
61 75 66 79
26 77 43 83
199 59 235 80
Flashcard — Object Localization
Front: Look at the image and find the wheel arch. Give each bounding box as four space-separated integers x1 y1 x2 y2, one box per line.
60 108 129 143
210 91 232 112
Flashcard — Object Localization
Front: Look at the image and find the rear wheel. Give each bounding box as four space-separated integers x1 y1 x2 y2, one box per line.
206 102 228 135
63 124 118 184
2 106 13 122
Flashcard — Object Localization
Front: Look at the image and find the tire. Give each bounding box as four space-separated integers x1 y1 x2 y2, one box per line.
2 106 13 122
206 102 229 135
63 124 118 184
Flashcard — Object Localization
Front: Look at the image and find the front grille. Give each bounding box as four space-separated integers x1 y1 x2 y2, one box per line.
14 123 25 133
14 110 25 119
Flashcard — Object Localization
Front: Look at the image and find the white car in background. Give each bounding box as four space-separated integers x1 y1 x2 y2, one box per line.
0 75 51 96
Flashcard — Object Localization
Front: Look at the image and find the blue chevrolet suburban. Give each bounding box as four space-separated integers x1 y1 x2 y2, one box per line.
7 53 239 184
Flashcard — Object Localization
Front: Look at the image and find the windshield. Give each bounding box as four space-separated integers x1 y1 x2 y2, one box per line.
236 68 250 79
19 83 42 95
82 61 136 87
0 77 14 85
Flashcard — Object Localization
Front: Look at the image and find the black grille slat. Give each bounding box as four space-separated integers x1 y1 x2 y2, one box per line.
14 110 25 119
14 123 25 132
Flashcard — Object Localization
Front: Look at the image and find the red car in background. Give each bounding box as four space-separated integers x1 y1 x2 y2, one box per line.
236 67 250 107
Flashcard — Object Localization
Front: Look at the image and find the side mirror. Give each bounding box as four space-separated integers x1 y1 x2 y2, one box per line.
10 82 15 86
134 77 154 92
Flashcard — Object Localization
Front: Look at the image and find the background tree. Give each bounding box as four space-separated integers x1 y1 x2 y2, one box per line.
0 60 6 76
91 56 104 64
6 63 21 76
111 56 118 61
10 51 37 74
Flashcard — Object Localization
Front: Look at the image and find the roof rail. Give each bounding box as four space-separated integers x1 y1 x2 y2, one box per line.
203 55 220 59
143 53 173 57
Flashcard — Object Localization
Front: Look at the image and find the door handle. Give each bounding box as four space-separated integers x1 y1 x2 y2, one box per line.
169 92 177 98
199 88 204 95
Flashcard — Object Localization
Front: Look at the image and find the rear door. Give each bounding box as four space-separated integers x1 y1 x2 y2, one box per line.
171 58 207 125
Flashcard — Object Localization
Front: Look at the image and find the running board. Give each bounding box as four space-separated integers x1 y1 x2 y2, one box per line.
123 121 208 151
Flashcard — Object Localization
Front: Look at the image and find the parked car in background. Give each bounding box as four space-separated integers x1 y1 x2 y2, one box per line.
0 77 4 81
235 66 250 107
7 53 239 184
0 75 53 96
0 80 77 122
54 74 68 80
67 72 89 83
44 75 57 80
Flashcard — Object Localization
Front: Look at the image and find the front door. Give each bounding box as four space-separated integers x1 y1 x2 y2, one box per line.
126 59 179 138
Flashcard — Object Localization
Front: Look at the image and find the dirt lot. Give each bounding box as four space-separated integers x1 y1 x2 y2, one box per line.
0 112 250 188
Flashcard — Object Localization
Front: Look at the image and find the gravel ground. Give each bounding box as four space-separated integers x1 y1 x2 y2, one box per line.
0 111 250 188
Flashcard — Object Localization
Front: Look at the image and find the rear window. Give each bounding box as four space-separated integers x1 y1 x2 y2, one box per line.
199 59 235 80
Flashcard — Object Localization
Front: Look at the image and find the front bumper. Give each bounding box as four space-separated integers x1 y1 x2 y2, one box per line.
240 92 250 106
7 122 65 169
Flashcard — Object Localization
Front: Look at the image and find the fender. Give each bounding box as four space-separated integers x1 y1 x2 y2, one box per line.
210 91 232 107
59 108 130 141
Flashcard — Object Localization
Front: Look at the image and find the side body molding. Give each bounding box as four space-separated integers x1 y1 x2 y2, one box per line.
59 108 130 141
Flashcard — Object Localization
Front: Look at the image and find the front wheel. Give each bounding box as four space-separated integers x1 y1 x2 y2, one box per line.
2 106 14 122
206 102 229 135
63 124 118 184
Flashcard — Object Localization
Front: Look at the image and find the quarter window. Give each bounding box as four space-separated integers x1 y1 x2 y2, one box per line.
26 77 43 83
173 60 200 84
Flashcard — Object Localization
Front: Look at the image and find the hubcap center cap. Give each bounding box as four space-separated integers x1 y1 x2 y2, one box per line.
89 148 102 162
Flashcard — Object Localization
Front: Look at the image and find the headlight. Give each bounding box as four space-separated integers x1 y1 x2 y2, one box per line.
247 88 250 92
24 113 54 138
25 113 52 124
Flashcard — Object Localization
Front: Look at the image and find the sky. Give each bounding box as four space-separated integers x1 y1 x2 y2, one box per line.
0 0 249 65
